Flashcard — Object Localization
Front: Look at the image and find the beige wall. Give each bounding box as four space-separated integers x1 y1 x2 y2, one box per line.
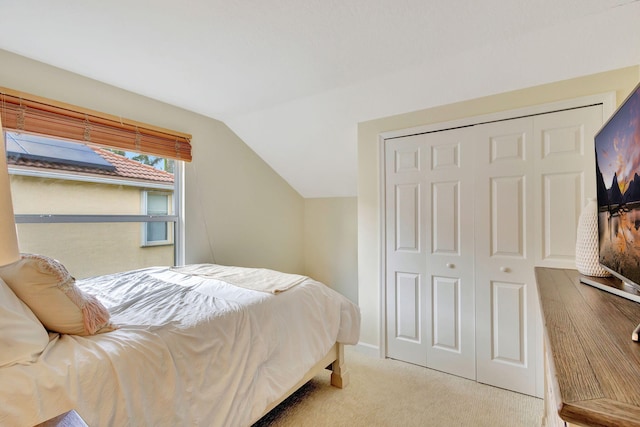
357 66 640 348
0 49 305 274
304 197 358 302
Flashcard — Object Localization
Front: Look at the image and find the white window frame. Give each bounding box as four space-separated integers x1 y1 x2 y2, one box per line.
141 190 173 247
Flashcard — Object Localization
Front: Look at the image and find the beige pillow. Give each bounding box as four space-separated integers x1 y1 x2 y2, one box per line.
0 254 114 335
0 277 50 367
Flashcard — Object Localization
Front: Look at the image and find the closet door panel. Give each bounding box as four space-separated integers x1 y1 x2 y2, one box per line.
432 181 459 254
534 106 603 267
395 183 420 252
542 172 582 262
475 117 538 396
491 281 526 365
432 275 460 351
394 272 421 342
385 135 429 366
491 176 525 257
423 129 476 380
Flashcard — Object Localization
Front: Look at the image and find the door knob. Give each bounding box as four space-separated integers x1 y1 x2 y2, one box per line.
500 266 510 273
446 263 455 269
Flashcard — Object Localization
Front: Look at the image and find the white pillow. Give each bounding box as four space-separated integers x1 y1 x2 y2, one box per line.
0 277 49 367
0 254 114 335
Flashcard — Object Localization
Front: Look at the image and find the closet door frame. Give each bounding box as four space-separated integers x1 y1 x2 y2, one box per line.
378 92 615 359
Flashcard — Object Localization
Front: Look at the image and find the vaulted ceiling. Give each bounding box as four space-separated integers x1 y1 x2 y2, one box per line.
1 0 639 197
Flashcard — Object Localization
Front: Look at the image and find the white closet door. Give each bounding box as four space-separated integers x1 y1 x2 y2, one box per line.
474 117 538 396
474 105 603 397
385 134 429 366
422 128 476 380
385 128 476 380
534 106 603 268
385 102 604 396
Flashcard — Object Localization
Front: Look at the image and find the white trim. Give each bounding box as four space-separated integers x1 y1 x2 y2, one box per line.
380 92 616 140
378 133 388 359
141 190 172 246
378 92 616 365
174 161 185 266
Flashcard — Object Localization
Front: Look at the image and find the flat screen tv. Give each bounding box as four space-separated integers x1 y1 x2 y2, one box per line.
589 81 640 303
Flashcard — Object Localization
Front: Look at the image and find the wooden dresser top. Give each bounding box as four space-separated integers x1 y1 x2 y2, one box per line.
536 267 640 427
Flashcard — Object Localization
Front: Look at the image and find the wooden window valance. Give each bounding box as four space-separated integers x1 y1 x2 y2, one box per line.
0 87 192 162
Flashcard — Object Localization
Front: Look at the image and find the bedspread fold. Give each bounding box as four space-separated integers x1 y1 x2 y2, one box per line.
170 263 308 294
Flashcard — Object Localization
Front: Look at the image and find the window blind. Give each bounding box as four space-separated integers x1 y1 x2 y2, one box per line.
0 87 192 162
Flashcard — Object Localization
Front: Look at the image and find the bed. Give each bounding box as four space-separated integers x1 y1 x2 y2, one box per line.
0 259 360 427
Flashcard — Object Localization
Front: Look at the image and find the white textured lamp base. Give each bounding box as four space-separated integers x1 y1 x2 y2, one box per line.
575 198 610 278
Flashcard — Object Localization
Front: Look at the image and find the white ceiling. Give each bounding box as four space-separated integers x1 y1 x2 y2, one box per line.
1 0 639 197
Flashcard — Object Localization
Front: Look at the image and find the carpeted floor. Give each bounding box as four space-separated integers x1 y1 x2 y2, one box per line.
253 347 543 427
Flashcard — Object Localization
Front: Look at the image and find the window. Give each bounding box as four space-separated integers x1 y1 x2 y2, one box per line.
143 191 172 246
5 131 181 278
1 86 191 278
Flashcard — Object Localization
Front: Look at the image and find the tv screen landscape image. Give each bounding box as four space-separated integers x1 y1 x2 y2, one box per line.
595 82 640 290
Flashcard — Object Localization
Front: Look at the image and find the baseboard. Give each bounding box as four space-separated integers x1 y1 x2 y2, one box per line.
353 342 381 358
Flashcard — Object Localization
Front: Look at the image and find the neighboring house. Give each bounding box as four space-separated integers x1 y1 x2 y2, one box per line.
6 131 175 278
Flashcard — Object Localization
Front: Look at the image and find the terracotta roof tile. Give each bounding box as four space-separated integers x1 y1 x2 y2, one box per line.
94 148 174 183
8 147 174 184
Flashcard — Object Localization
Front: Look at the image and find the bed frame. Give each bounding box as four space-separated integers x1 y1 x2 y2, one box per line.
253 342 349 423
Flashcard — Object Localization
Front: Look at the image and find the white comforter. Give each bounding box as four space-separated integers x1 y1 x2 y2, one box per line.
0 265 360 427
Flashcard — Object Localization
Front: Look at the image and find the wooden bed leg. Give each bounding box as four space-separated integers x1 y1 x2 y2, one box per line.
330 343 350 388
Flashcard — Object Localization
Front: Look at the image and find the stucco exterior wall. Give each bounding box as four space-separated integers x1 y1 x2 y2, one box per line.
10 175 174 278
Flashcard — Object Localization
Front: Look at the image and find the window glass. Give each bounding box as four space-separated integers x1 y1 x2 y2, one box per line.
147 193 169 215
144 192 171 245
16 223 174 278
5 131 180 278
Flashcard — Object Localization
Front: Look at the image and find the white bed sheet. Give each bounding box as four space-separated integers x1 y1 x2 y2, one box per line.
0 266 360 427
